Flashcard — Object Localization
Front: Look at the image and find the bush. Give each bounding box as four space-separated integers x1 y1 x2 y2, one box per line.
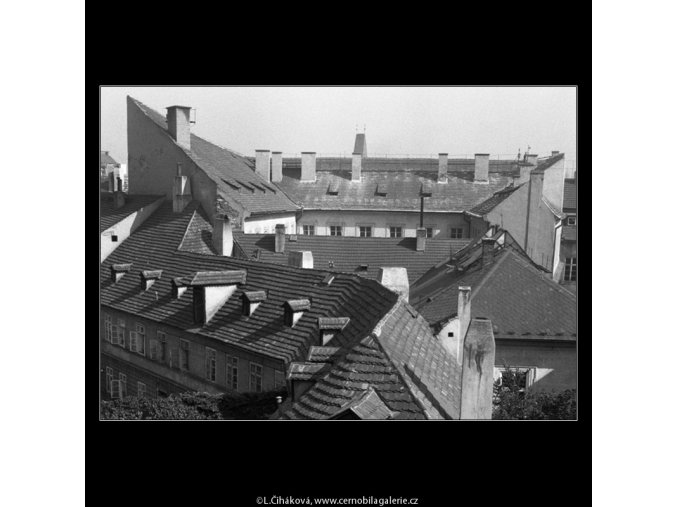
101 389 287 420
492 368 576 420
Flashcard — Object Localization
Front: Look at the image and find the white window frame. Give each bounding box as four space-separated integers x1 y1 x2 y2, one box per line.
250 362 263 393
567 216 577 226
358 225 373 238
104 314 113 343
329 224 343 237
564 257 577 282
134 323 146 356
137 381 146 398
449 227 464 239
302 225 315 236
205 347 217 382
226 355 239 391
388 226 403 238
425 226 436 238
110 379 122 399
157 331 167 362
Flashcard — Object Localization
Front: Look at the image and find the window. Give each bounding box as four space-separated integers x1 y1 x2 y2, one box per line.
303 225 315 235
137 382 146 398
449 227 463 239
119 373 127 398
250 363 263 393
111 318 125 347
564 257 577 281
130 323 146 355
329 225 342 236
425 227 434 238
389 226 402 238
110 379 122 399
567 216 577 226
274 370 286 389
151 331 166 361
111 235 118 242
180 340 190 371
105 367 113 393
205 347 217 382
104 314 112 343
359 226 372 238
226 355 239 391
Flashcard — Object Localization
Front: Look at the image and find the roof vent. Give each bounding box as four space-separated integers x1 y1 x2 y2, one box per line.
375 184 387 196
140 270 162 291
321 273 335 285
358 264 369 271
327 182 339 195
283 299 311 327
242 290 267 316
288 234 298 242
110 263 132 283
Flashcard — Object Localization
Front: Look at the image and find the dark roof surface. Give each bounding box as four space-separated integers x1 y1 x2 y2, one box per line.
101 201 403 364
333 387 396 420
563 178 577 211
100 193 164 233
468 184 522 216
232 232 470 285
531 153 565 174
100 151 118 166
129 97 298 216
276 168 513 212
410 241 576 339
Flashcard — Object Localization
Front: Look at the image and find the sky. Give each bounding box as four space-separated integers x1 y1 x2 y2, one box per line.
100 86 576 166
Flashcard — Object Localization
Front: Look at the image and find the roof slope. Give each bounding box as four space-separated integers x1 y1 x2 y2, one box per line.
129 97 298 216
100 193 164 233
410 242 576 339
280 298 462 420
232 232 470 285
101 201 402 364
276 168 513 212
468 184 522 216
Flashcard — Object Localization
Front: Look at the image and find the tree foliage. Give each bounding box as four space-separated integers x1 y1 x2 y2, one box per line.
492 369 577 420
101 389 286 420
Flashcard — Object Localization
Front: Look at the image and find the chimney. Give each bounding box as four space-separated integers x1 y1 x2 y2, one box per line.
166 105 191 150
271 152 283 182
213 215 233 256
416 227 426 252
242 290 267 316
377 267 409 302
438 153 448 183
457 286 472 361
108 172 116 192
474 154 489 183
114 189 126 209
301 152 316 182
275 224 286 253
173 164 192 213
351 152 362 182
481 237 496 267
353 132 367 157
288 251 314 269
318 317 350 346
110 263 132 283
283 299 311 327
139 270 162 291
526 154 539 167
188 270 246 326
255 150 271 182
460 317 496 419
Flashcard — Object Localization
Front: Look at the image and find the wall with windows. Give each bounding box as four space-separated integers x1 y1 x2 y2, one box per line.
494 339 576 393
101 308 287 399
243 212 296 235
296 210 469 238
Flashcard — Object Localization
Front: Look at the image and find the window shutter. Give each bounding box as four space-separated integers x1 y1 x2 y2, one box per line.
111 380 121 399
150 340 158 360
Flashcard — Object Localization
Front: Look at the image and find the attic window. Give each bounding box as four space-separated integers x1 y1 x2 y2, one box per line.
283 299 311 327
171 277 188 298
110 263 132 283
140 270 163 291
317 317 350 346
242 290 267 316
357 264 369 271
111 235 118 242
288 235 298 242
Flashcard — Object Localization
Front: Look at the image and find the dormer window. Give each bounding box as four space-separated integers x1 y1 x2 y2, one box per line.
283 299 311 327
242 290 267 316
171 277 188 299
567 216 576 226
110 263 132 283
140 270 162 291
318 317 350 345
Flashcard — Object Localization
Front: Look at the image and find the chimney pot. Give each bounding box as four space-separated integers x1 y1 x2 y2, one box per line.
416 227 427 251
275 224 286 253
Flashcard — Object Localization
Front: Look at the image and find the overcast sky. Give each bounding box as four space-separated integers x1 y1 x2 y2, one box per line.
101 86 576 165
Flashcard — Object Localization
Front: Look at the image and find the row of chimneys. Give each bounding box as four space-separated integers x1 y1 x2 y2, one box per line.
110 264 348 343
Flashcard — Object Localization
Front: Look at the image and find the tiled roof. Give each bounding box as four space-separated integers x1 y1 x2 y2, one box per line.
318 317 350 330
276 168 513 212
467 184 522 216
563 178 577 211
100 193 164 233
129 97 298 216
100 151 118 166
410 241 576 339
307 346 342 363
531 153 565 174
187 270 246 286
177 206 218 255
280 298 462 420
332 387 397 420
101 201 404 364
232 232 470 285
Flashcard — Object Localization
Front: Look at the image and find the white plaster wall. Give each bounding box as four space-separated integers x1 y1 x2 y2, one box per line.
243 213 297 234
101 196 164 262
